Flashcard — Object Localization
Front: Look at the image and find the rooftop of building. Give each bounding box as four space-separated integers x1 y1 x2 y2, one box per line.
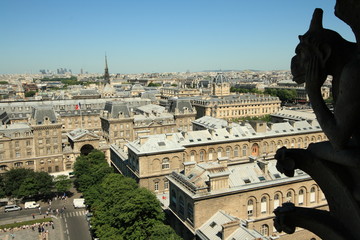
197 210 268 240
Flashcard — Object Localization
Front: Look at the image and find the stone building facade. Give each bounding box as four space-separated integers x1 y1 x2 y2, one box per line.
167 159 325 240
0 106 64 173
101 98 196 147
191 94 281 120
111 118 326 194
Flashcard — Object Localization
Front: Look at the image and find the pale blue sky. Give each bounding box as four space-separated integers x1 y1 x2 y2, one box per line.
0 0 355 74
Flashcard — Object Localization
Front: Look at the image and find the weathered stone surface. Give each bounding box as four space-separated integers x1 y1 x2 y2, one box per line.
275 2 360 239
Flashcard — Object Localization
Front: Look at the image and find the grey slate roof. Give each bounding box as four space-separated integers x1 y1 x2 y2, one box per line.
126 119 322 155
0 123 32 138
168 98 195 114
31 105 57 124
213 73 229 84
196 210 268 240
193 116 228 129
104 101 131 118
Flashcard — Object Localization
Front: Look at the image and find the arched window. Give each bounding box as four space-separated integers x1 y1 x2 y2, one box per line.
298 138 303 148
226 147 231 157
217 148 222 158
234 146 239 157
317 135 322 142
298 189 305 205
199 151 205 162
208 149 213 161
261 196 267 214
260 224 269 236
304 137 309 147
286 191 293 202
179 196 184 215
270 142 275 152
284 139 289 147
263 142 268 153
247 199 254 216
242 145 248 156
274 193 280 209
310 187 316 203
190 151 195 161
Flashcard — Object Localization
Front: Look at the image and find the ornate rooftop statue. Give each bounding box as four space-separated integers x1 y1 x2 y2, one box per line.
274 1 360 239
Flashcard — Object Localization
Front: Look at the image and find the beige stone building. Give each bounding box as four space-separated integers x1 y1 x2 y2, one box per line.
211 73 231 97
0 106 64 173
191 94 281 120
101 98 196 147
167 159 325 240
111 117 326 194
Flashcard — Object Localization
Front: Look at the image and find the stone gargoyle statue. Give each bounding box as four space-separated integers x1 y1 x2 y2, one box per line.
274 2 360 239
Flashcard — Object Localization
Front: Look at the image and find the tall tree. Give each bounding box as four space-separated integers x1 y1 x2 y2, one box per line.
54 175 72 194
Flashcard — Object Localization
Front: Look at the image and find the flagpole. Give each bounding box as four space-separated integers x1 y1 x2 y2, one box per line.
80 102 82 129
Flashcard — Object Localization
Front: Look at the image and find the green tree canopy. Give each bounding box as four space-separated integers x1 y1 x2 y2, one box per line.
25 91 37 97
2 168 53 199
74 149 182 240
264 88 297 102
54 175 72 194
3 168 34 197
73 150 113 192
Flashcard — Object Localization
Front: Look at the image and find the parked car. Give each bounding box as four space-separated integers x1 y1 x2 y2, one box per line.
4 204 22 212
24 201 40 209
85 212 93 222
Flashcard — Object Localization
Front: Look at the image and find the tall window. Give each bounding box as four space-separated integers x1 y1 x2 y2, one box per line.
242 145 248 156
209 149 213 160
262 142 268 155
187 204 194 223
310 187 316 203
162 158 170 169
270 142 275 152
260 224 269 236
226 147 230 158
247 199 254 216
164 180 169 190
234 146 239 157
298 189 305 205
190 151 195 161
200 151 204 162
154 182 159 192
261 196 267 214
171 190 177 208
286 191 293 202
179 196 184 215
217 148 222 158
274 193 280 209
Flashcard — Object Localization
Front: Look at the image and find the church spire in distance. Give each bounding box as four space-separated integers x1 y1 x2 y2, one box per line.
104 54 110 85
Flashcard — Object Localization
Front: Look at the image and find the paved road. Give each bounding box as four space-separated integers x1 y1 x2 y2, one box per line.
0 186 92 240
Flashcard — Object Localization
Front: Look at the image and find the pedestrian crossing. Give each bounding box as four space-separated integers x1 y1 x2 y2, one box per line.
58 210 86 218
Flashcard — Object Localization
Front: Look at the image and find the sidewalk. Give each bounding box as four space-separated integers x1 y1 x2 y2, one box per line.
0 214 63 240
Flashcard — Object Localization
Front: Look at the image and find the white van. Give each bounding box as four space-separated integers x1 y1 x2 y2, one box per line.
73 198 86 208
24 201 40 209
4 205 22 212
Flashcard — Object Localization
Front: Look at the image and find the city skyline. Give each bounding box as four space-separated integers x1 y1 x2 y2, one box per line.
0 0 355 74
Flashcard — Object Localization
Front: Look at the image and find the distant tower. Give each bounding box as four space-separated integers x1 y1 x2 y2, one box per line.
211 72 230 97
104 55 110 85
